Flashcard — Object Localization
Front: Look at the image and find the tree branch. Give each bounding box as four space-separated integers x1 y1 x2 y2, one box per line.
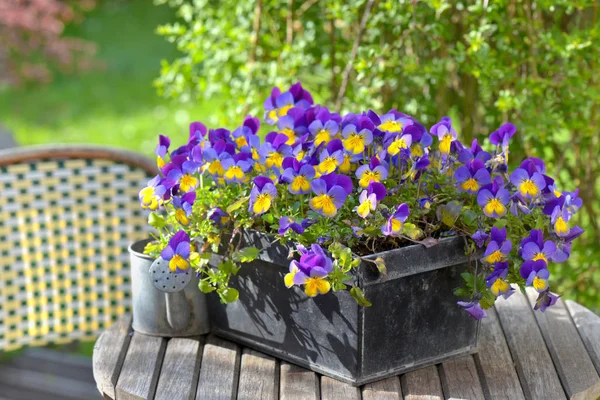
335 0 375 112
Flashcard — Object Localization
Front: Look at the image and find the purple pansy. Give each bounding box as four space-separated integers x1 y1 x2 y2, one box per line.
477 178 510 218
481 227 512 264
472 230 490 248
510 168 546 199
161 231 192 273
457 301 487 320
249 176 277 215
278 217 312 235
172 192 195 226
454 159 491 194
486 264 514 299
430 116 457 155
281 157 315 194
381 203 410 236
308 175 348 217
285 244 332 297
534 290 560 312
356 157 389 188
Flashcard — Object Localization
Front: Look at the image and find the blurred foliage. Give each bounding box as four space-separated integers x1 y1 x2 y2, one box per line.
0 0 98 84
156 0 600 310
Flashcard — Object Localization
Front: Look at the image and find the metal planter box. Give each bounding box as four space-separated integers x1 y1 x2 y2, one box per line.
207 230 479 386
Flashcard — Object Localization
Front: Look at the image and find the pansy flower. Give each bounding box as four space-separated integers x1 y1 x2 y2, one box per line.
472 230 490 248
285 244 332 297
489 123 516 162
278 217 312 235
520 234 556 265
430 116 457 155
510 167 547 199
281 158 315 194
172 192 195 226
221 157 252 183
457 301 487 320
521 260 550 293
454 159 491 194
139 175 171 211
309 175 349 217
373 111 413 134
308 119 339 147
356 157 389 188
486 263 514 299
161 231 192 273
552 225 584 262
418 196 433 210
202 147 231 178
384 131 413 156
155 135 170 168
164 155 201 193
477 177 510 218
278 109 307 145
481 227 512 264
458 139 491 165
208 207 230 227
259 132 293 170
342 124 373 154
534 289 560 312
189 121 207 142
264 83 313 124
381 203 410 236
249 176 277 215
551 206 571 237
317 139 345 174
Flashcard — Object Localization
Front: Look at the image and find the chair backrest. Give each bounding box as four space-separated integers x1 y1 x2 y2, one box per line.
0 146 155 352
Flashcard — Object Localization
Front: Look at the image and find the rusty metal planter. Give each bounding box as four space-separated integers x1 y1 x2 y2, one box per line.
207 230 480 386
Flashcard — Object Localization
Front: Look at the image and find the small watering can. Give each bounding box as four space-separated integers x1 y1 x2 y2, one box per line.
129 239 210 336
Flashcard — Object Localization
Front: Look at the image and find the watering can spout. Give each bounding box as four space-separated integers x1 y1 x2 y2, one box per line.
165 291 191 331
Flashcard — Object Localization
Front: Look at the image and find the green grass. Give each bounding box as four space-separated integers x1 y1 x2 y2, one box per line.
0 0 215 156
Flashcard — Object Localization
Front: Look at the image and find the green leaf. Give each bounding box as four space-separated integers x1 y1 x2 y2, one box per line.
218 260 235 274
198 280 216 293
232 247 260 263
226 196 249 214
403 223 424 240
350 286 372 307
219 288 240 303
143 241 161 255
148 213 167 229
374 257 386 276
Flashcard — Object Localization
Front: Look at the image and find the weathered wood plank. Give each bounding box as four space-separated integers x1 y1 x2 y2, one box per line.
439 356 485 400
525 289 599 397
115 332 166 400
475 307 525 399
154 337 203 400
195 335 241 400
279 362 319 400
361 376 401 400
237 348 279 400
566 300 600 374
320 376 360 400
92 315 133 400
400 366 443 400
495 289 566 399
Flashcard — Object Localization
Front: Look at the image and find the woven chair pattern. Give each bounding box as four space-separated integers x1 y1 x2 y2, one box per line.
0 148 154 351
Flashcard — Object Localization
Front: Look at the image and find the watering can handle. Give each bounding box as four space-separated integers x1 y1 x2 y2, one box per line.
165 291 191 332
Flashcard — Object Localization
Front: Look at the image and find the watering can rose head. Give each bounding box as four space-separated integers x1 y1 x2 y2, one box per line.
139 82 584 319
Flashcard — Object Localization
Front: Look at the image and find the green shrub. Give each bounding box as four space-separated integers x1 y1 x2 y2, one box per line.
154 0 600 310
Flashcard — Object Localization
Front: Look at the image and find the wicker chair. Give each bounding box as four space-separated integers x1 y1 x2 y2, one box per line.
0 145 156 352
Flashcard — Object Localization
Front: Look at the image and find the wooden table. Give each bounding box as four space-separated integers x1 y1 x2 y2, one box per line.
93 289 600 400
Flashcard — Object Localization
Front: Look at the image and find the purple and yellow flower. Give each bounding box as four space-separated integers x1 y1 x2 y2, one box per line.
317 139 345 174
489 122 516 162
525 262 550 293
155 135 170 168
534 290 560 312
520 233 556 265
309 175 348 217
249 176 277 215
208 207 230 227
355 182 386 219
264 83 313 124
285 244 332 297
278 217 312 235
457 301 487 320
552 225 584 262
189 121 207 141
342 124 373 154
454 160 491 194
477 179 510 218
356 157 388 188
164 155 201 193
381 203 410 236
550 206 571 237
172 192 195 226
430 117 457 155
278 109 307 145
375 112 413 133
510 168 546 199
308 119 339 147
486 263 514 299
161 231 192 273
481 227 512 264
259 132 293 170
281 158 315 194
384 131 413 156
139 176 171 211
221 157 252 183
472 230 490 248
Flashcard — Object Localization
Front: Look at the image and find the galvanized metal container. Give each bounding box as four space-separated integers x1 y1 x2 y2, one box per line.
129 239 210 337
207 230 479 386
